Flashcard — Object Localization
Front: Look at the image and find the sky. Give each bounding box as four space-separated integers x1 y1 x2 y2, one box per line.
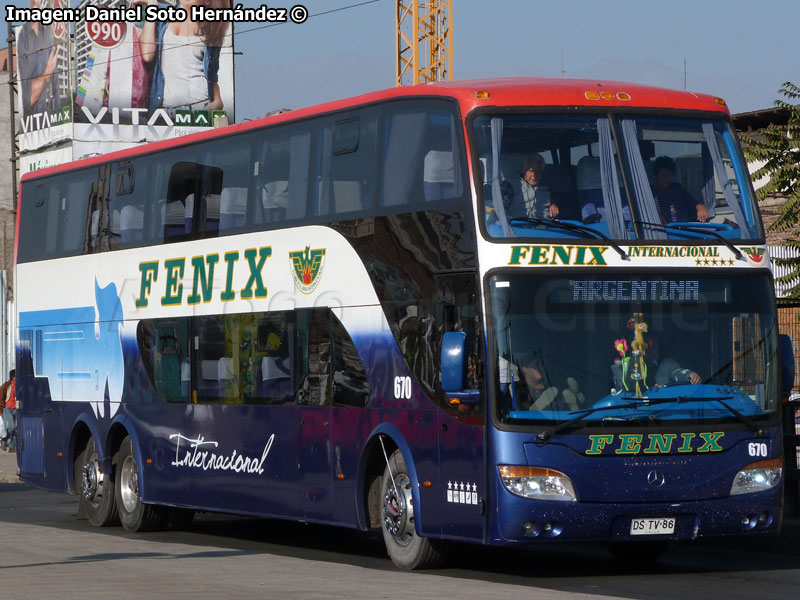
5 0 800 120
229 0 800 120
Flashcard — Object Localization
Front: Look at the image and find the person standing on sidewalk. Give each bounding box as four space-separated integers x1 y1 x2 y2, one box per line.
0 371 16 451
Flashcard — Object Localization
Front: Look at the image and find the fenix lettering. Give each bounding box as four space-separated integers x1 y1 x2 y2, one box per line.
585 432 725 455
135 247 272 308
508 245 608 266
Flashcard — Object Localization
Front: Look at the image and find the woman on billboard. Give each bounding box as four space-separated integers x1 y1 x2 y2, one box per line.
134 0 230 114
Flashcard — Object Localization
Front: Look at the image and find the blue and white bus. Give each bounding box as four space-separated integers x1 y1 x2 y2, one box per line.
15 78 788 568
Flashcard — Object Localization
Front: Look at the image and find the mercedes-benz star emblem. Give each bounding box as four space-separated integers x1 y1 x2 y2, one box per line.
647 469 666 488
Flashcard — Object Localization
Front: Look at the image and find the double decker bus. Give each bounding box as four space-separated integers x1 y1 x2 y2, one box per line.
15 78 788 568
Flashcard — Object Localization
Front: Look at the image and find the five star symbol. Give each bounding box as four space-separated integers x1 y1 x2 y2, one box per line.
695 257 736 266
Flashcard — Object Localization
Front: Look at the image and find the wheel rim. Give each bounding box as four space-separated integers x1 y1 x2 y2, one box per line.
119 454 140 513
81 450 102 505
383 473 414 546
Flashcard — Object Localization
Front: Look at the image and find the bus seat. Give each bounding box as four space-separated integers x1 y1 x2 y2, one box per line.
163 198 191 237
218 357 235 381
423 150 456 201
120 205 144 244
260 356 291 399
220 187 248 231
576 156 631 224
262 180 289 223
91 209 123 249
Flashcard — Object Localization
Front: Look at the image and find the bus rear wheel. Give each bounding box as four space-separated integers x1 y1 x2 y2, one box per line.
115 437 168 532
76 437 119 527
380 449 446 569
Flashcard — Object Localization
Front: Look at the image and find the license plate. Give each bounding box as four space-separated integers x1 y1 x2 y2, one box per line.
630 517 675 535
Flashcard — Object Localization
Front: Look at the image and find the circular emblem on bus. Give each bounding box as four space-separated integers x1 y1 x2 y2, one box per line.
289 246 326 294
647 469 666 488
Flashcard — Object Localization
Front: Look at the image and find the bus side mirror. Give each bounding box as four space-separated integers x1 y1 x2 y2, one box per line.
779 334 796 400
441 332 466 393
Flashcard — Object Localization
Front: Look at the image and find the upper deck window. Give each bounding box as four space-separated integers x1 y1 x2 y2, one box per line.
473 113 761 242
17 99 469 263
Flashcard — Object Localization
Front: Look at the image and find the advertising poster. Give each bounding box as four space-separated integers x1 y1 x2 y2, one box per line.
18 145 75 175
15 0 73 152
72 0 235 145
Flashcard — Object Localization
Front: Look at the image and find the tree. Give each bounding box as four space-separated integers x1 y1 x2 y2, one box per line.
741 82 800 296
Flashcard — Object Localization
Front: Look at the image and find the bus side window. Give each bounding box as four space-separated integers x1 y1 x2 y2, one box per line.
137 318 190 403
314 111 378 218
198 135 252 237
112 160 146 250
151 156 199 244
253 125 311 228
330 313 370 408
193 315 241 405
250 313 296 405
296 309 331 406
437 273 482 421
380 101 464 208
87 165 112 253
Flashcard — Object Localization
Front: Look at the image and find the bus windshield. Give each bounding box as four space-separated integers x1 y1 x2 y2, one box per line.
473 113 761 241
490 273 778 427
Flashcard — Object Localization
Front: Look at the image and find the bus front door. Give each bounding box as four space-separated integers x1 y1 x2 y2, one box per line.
437 272 485 541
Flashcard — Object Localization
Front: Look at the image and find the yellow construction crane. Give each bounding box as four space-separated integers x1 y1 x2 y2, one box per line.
395 0 453 86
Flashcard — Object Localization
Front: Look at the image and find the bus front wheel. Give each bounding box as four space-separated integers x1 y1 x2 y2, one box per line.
75 437 119 527
115 437 168 532
380 449 446 569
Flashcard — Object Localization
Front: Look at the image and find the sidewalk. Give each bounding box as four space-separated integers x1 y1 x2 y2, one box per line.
0 448 19 483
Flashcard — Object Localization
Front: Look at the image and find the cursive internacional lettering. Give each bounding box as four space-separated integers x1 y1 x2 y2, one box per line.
170 433 275 475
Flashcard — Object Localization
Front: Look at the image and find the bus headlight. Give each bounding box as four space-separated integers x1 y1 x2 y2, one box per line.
498 466 577 502
730 458 783 496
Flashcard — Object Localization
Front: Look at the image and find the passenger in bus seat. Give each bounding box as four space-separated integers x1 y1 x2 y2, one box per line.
652 156 708 224
507 154 559 219
514 356 557 410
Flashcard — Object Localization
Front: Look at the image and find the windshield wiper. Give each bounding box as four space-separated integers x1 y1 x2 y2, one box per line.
510 217 629 260
633 221 744 261
653 394 765 436
534 394 759 442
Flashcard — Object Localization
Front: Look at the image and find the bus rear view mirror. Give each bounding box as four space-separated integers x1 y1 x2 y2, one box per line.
441 332 466 393
779 334 796 400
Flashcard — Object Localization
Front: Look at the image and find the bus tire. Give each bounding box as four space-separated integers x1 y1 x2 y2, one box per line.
115 437 168 532
76 437 119 527
608 541 669 563
380 449 446 569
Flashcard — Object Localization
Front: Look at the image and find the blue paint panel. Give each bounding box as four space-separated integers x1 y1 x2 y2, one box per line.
20 307 96 327
19 280 125 407
19 416 44 474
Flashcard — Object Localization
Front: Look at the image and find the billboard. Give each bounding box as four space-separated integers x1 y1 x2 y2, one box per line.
72 0 235 149
15 0 73 152
15 0 235 164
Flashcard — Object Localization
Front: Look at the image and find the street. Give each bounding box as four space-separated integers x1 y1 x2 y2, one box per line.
1 483 799 600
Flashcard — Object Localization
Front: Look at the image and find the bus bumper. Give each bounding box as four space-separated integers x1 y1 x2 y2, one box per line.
491 485 783 544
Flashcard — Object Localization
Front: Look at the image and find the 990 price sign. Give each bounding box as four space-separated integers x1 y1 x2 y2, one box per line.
87 21 127 49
